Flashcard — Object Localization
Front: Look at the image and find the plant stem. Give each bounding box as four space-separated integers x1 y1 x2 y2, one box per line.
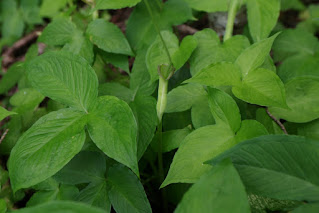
144 0 173 66
156 75 168 122
155 0 163 11
266 108 288 135
224 0 239 41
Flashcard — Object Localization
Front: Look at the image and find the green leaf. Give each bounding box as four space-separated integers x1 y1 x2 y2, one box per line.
175 160 250 213
95 0 141 9
0 199 6 213
13 201 105 213
39 0 68 18
210 135 319 202
9 88 44 114
39 18 78 46
165 84 207 113
272 29 319 62
246 0 280 42
208 88 241 133
161 124 236 187
107 164 152 213
190 29 250 76
126 0 193 51
184 0 228 12
232 68 287 108
0 62 25 95
27 51 98 113
235 33 279 77
54 151 106 185
0 106 16 121
129 94 158 160
235 120 269 143
99 83 134 103
20 0 42 25
256 108 283 134
76 181 111 212
281 0 305 11
269 77 319 123
191 100 215 129
8 109 87 192
87 19 134 56
186 62 242 87
295 119 319 141
99 51 129 74
87 96 139 176
292 203 319 213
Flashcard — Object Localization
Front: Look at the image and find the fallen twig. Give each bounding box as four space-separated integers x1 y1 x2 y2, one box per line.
266 108 288 135
176 24 198 35
0 129 9 145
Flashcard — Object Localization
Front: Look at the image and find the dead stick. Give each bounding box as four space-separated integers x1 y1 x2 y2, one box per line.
0 129 9 144
266 108 288 135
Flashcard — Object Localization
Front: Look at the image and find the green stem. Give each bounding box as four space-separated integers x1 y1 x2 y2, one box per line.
224 0 239 41
155 0 163 11
144 0 173 66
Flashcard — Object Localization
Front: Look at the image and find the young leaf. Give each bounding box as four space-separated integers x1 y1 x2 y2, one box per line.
246 0 280 42
99 83 134 103
210 135 319 202
272 29 319 62
186 62 242 87
76 181 111 212
183 0 228 12
107 164 152 213
9 88 44 114
0 106 16 121
175 160 250 213
232 68 287 108
190 29 250 75
129 94 158 160
13 201 105 213
8 109 87 192
235 120 269 142
98 51 130 74
87 19 134 56
208 88 241 133
54 151 106 185
87 96 139 176
235 33 279 77
191 100 215 129
27 51 99 113
161 124 236 187
269 78 319 123
165 83 207 113
39 0 68 18
95 0 141 10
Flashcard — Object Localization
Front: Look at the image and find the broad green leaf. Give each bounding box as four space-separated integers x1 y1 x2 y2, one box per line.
0 199 6 213
191 100 215 129
152 127 192 153
281 0 305 11
95 0 141 9
269 77 319 123
10 88 44 114
0 106 16 121
190 29 250 75
184 0 228 12
8 109 87 192
165 84 207 113
129 94 158 160
99 51 129 74
296 119 319 141
210 135 319 202
186 62 242 87
163 111 192 131
208 88 241 133
39 0 68 17
126 0 193 51
20 0 42 25
27 51 98 113
0 116 23 155
54 151 106 185
235 33 279 76
256 108 283 134
232 68 287 108
87 96 139 176
292 203 319 213
171 36 198 70
87 19 134 56
0 62 25 94
39 18 78 46
130 50 157 96
99 83 134 103
77 181 111 212
272 29 319 62
161 124 236 187
247 0 280 42
175 160 250 213
235 120 269 142
107 164 152 213
278 53 319 83
13 201 105 213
